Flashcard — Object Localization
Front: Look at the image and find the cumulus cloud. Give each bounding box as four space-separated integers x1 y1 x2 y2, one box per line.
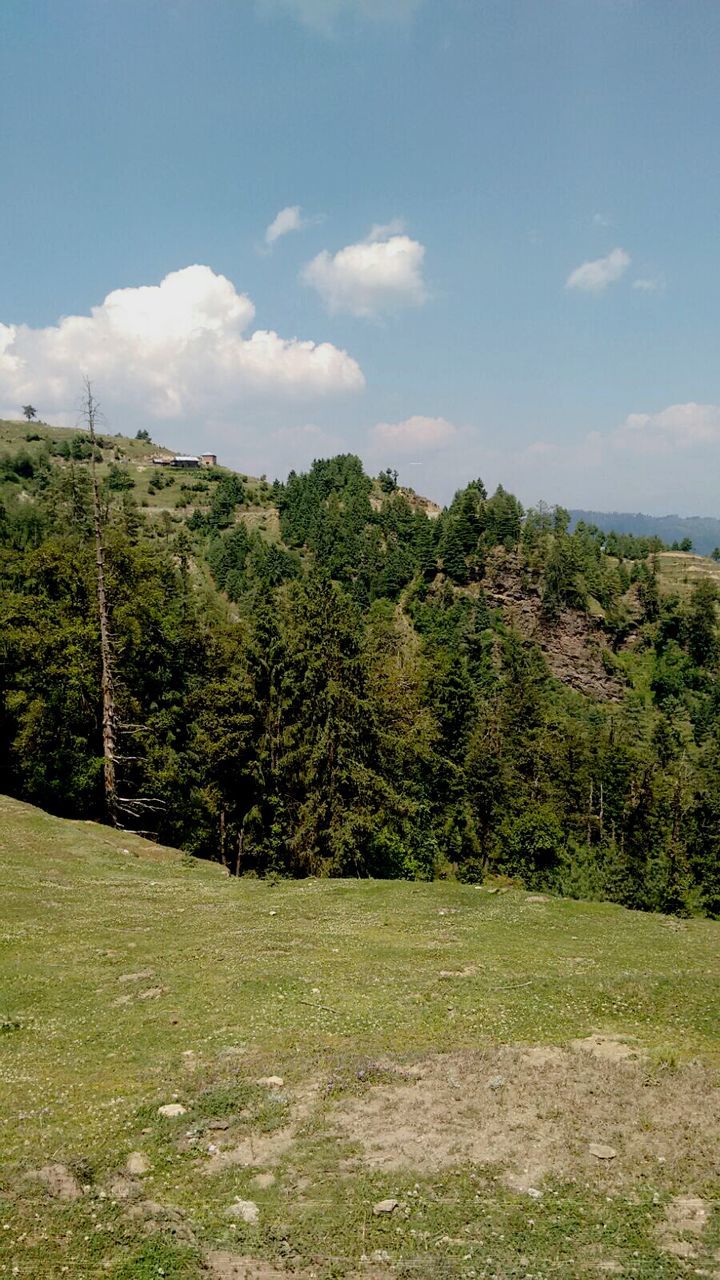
302 229 427 317
256 0 421 33
264 204 319 246
0 265 365 424
566 247 630 293
617 402 720 450
370 415 457 453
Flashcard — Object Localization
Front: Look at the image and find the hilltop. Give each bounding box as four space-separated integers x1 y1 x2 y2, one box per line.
0 418 437 529
1 794 719 1278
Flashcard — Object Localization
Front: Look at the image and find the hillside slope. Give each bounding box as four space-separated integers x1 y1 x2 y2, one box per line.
1 796 719 1278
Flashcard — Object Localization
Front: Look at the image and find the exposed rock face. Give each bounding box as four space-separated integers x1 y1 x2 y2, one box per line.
479 551 628 701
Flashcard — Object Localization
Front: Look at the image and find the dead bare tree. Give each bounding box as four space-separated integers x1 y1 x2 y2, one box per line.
81 378 118 824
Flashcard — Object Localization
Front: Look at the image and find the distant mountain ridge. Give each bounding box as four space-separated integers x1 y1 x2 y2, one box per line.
570 509 720 557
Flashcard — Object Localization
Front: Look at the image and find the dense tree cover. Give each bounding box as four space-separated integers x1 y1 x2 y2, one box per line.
571 508 720 558
1 448 719 916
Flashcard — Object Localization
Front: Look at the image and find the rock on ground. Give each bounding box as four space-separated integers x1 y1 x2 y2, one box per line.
589 1143 618 1160
225 1198 260 1225
373 1198 399 1215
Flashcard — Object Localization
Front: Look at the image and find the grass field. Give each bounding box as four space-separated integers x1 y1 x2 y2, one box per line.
655 550 720 597
1 797 719 1279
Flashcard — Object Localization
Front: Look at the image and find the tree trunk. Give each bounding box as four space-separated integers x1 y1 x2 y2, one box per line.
83 380 118 825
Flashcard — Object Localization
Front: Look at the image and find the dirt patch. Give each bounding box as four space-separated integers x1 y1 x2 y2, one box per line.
656 1195 710 1259
203 1129 294 1174
30 1163 82 1201
570 1034 644 1063
205 1254 297 1279
126 1198 196 1244
202 1081 319 1175
330 1047 720 1191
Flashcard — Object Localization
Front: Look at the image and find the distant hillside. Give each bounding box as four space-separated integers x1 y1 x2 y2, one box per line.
570 509 720 557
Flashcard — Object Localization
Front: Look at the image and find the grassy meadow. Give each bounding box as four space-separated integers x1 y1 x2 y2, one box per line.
1 796 719 1279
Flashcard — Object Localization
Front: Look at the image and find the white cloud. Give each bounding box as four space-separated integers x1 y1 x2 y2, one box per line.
0 265 365 424
366 218 407 242
264 204 319 246
632 275 665 294
592 212 612 228
256 0 421 33
566 247 630 293
617 402 720 450
370 415 457 453
302 230 427 317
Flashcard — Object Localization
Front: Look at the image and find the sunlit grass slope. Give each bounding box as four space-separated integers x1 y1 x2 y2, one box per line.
1 796 719 1279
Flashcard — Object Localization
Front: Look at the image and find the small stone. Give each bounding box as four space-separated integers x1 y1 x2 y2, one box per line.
269 910 277 916
225 1198 259 1225
488 1074 506 1091
526 893 549 902
138 986 166 1000
373 1198 399 1215
256 1075 284 1088
158 1103 187 1118
526 1187 542 1199
125 1152 150 1176
250 1172 276 1190
589 1143 617 1160
206 1118 230 1131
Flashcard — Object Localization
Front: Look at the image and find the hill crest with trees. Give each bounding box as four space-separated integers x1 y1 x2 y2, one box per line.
1 416 720 917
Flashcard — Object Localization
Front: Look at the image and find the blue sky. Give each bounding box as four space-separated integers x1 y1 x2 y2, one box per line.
1 0 719 512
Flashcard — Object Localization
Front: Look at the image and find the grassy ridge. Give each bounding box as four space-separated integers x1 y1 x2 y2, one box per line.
1 797 719 1277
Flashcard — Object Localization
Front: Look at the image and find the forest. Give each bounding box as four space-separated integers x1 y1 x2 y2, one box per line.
1 425 719 917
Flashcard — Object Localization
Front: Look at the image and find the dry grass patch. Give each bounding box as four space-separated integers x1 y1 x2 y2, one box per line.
332 1045 720 1192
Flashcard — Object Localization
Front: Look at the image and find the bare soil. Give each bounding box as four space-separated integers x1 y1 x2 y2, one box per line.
330 1045 720 1191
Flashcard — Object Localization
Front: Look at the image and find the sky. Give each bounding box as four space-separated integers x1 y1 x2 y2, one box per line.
1 0 720 513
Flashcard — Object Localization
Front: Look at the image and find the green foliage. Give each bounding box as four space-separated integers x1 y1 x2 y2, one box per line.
108 1240 200 1279
104 463 135 492
1 444 720 913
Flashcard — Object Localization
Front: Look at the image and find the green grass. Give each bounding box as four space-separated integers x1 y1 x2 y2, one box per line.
1 796 719 1279
655 549 720 597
